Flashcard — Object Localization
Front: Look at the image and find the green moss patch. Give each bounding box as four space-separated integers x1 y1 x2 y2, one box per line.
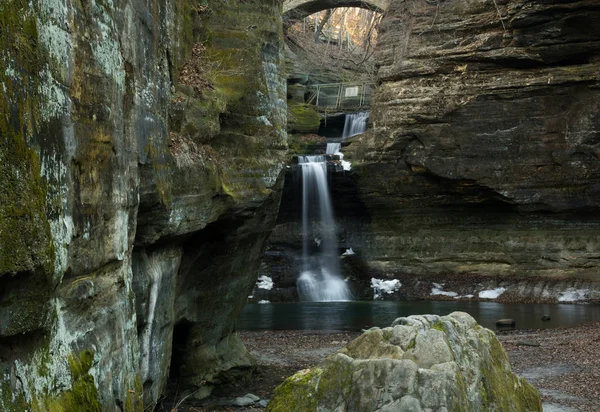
39 350 102 412
288 103 321 134
123 374 144 412
1 380 28 412
478 332 542 411
267 368 322 412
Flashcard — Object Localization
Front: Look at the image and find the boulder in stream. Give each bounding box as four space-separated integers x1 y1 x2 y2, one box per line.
267 312 541 411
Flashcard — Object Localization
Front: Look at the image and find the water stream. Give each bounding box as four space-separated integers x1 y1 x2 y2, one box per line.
238 301 600 332
296 155 351 301
293 111 370 301
326 143 341 154
342 111 369 138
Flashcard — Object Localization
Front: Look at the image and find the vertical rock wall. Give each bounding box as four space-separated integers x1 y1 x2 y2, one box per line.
0 0 286 409
341 0 600 298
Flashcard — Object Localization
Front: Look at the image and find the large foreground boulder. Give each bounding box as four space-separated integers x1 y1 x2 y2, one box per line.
267 312 541 411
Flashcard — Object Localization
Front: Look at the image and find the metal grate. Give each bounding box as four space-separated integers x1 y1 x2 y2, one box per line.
306 82 375 110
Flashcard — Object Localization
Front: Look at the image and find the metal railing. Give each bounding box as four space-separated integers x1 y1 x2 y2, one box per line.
306 82 375 110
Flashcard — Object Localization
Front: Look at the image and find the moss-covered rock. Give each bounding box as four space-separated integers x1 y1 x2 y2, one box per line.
0 0 54 277
267 312 542 412
27 350 101 412
2 0 287 410
287 103 321 134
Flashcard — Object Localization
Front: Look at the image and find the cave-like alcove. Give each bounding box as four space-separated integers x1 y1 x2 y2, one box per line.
169 319 194 381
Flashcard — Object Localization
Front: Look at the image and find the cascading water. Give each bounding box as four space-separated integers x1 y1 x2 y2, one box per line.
326 142 350 171
326 143 341 155
342 111 369 138
297 156 351 301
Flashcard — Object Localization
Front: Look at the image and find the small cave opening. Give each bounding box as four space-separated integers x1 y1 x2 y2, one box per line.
317 113 347 137
169 319 194 381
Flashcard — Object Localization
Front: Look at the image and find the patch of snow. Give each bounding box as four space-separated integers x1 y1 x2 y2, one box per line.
342 248 355 256
478 288 506 299
558 288 589 302
430 282 458 297
256 275 274 290
431 288 458 297
248 295 254 299
314 237 321 247
453 294 474 299
258 300 270 304
371 278 401 300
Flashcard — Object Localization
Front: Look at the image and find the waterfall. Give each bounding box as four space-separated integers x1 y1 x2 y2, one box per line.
326 143 341 155
297 156 351 301
342 111 369 138
326 142 351 171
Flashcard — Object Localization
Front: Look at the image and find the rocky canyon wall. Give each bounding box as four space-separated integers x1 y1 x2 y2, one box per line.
341 0 600 299
258 0 600 303
0 0 286 409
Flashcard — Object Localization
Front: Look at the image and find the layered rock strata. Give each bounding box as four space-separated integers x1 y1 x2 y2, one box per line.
343 0 600 295
258 0 600 303
0 0 286 409
267 312 542 411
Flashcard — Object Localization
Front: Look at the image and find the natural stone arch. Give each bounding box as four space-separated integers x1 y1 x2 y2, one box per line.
283 0 389 21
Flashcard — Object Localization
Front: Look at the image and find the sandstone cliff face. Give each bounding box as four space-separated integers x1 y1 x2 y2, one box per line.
0 0 286 409
338 0 600 298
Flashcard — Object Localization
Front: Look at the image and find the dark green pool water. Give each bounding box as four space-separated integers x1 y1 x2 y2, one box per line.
237 301 600 332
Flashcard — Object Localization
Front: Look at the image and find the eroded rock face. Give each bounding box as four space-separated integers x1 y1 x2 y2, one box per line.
336 0 600 293
267 312 542 412
0 0 286 409
259 0 600 302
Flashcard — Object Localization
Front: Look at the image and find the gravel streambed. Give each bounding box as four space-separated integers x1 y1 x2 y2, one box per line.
498 322 600 412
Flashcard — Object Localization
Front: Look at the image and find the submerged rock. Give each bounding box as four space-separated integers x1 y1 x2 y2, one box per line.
267 312 541 412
